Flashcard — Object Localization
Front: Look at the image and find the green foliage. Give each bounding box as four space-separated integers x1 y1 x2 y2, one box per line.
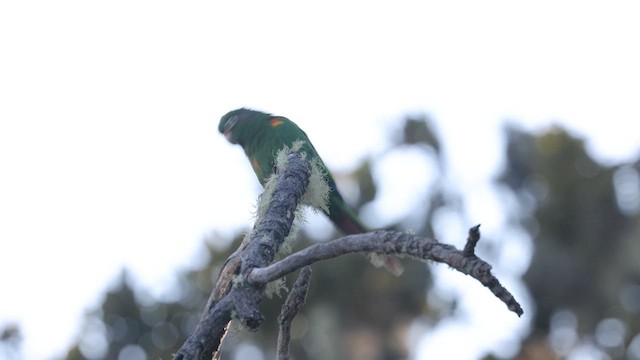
398 114 440 152
352 158 377 208
63 236 244 360
499 124 640 358
65 271 199 359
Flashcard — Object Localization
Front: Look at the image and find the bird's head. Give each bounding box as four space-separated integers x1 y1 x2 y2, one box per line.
219 108 256 144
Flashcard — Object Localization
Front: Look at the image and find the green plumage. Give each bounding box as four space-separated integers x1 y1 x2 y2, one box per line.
219 108 403 275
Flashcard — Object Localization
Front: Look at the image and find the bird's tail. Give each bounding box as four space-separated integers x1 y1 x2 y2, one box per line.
330 198 405 276
365 253 405 277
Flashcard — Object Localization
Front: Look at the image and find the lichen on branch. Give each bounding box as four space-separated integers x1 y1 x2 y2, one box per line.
174 152 523 360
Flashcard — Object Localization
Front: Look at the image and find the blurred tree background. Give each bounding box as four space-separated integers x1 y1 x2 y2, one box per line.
4 115 638 359
500 125 640 359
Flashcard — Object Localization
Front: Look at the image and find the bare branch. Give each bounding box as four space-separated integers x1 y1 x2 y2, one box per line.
249 228 523 317
277 267 312 360
173 296 233 360
174 151 524 360
173 153 312 360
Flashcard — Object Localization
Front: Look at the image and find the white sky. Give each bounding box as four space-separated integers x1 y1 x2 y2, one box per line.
1 1 639 359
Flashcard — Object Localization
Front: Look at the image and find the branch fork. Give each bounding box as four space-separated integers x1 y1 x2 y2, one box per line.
173 153 523 360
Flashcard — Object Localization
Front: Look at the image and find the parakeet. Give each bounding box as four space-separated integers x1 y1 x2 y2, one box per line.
219 108 404 276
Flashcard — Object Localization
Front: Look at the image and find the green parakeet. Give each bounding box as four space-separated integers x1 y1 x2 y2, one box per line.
219 108 404 276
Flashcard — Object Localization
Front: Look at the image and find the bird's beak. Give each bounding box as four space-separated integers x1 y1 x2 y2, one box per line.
224 130 237 144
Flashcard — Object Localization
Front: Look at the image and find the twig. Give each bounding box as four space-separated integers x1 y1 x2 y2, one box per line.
277 267 312 360
463 224 481 256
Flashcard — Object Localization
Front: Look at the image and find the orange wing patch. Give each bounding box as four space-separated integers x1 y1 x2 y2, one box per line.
269 118 284 127
252 158 262 172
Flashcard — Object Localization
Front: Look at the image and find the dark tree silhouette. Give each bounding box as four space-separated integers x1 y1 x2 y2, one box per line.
499 125 640 359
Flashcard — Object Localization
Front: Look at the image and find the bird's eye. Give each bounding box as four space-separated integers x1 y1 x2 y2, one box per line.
224 115 239 132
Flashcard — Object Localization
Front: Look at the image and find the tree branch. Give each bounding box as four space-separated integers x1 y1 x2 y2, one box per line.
173 151 523 360
249 227 523 317
277 266 312 360
173 153 312 360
